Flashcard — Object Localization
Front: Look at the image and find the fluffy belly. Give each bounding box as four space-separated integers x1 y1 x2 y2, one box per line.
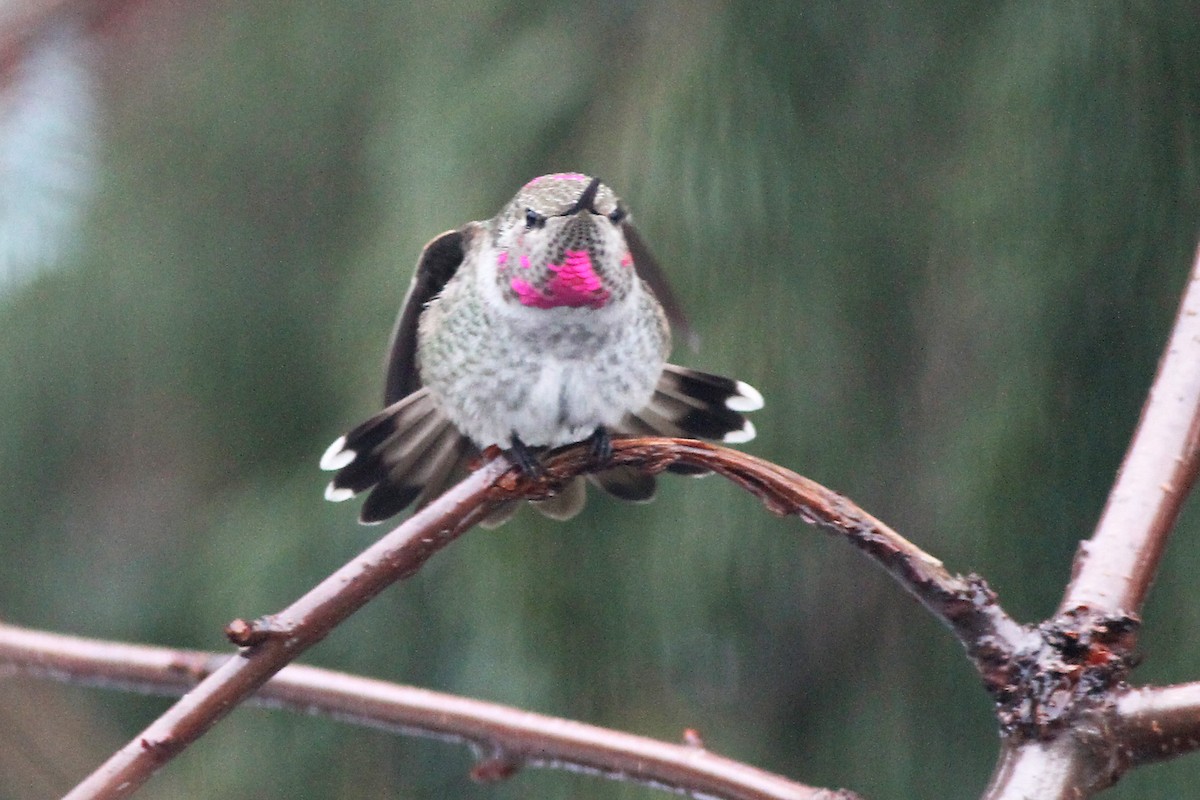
437 354 660 449
463 357 662 450
507 360 632 447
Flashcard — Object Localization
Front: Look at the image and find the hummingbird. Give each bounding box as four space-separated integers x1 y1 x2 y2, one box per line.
320 173 763 525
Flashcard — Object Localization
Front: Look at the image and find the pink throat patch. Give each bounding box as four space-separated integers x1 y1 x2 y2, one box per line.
511 249 611 309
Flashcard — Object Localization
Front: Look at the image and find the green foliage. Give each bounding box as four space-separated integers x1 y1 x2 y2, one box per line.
2 2 1199 798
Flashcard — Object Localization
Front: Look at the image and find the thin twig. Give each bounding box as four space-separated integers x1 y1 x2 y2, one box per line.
0 622 856 800
546 438 1030 666
1059 245 1200 616
62 456 509 800
1113 683 1200 766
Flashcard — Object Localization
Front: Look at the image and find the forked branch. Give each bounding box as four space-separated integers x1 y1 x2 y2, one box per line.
983 245 1200 799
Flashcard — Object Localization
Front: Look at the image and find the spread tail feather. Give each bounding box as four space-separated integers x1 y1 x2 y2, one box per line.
609 365 763 483
620 374 761 443
644 364 762 442
321 388 475 524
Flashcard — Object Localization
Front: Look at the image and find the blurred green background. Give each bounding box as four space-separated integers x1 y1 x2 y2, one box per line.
2 1 1200 798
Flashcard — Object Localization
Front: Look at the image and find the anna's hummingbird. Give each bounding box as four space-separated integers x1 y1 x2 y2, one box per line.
321 173 763 524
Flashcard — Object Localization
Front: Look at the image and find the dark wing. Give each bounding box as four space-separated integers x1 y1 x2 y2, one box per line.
383 229 467 404
621 222 698 351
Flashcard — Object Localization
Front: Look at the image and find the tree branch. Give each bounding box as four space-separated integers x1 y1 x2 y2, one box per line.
62 456 510 800
53 433 1018 798
981 737 1114 800
0 621 856 800
547 438 1030 672
1113 683 1200 766
981 244 1200 799
1059 245 1200 617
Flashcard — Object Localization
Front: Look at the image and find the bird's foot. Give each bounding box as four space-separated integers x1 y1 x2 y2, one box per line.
506 434 544 478
587 426 613 464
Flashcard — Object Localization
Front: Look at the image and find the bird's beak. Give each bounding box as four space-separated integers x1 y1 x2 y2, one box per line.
564 176 602 216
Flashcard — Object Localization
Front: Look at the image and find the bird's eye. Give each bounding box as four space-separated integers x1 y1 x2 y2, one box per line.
524 208 546 230
608 207 627 224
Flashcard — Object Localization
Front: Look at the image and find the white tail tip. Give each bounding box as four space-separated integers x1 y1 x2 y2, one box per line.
319 436 355 471
723 419 756 444
324 483 355 502
726 381 764 412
